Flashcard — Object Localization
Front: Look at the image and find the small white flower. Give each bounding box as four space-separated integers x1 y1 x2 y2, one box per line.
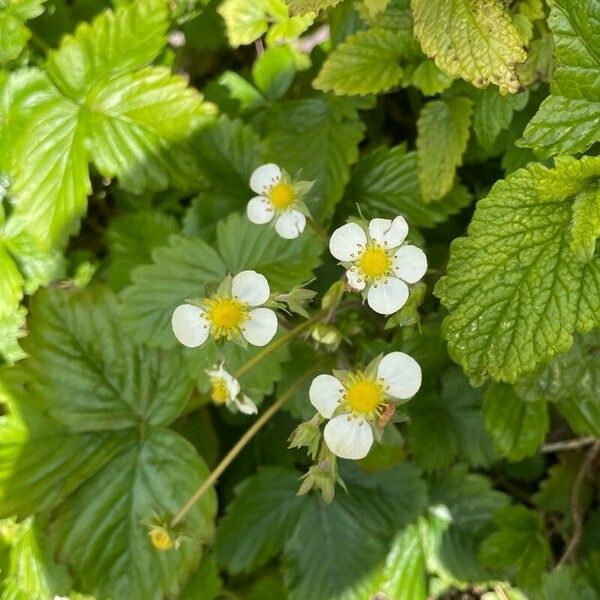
309 352 422 460
207 364 257 415
329 216 427 315
171 270 278 348
247 163 310 239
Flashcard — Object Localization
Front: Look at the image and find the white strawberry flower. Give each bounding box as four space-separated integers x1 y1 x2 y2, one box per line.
247 163 312 239
329 216 427 315
207 364 257 415
172 270 277 348
309 352 422 460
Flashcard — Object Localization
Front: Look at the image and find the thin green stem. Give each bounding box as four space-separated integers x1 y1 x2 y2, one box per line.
307 217 329 243
171 366 320 528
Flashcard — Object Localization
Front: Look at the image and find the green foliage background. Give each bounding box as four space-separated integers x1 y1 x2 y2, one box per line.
0 0 599 598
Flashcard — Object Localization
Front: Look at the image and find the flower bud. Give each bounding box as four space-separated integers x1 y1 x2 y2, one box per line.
288 415 322 459
311 324 341 349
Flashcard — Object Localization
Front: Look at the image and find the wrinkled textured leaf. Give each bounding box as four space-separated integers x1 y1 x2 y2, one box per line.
287 0 340 15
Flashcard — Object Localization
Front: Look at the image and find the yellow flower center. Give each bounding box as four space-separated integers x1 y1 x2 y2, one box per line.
149 529 174 551
211 377 229 404
269 182 295 210
358 246 391 279
205 297 248 339
345 378 384 415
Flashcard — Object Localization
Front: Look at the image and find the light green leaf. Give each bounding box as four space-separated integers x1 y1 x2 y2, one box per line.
0 0 46 63
479 505 550 588
570 186 600 262
0 307 27 364
532 566 597 600
345 145 472 228
286 0 340 15
216 212 324 291
411 0 527 93
266 12 314 45
252 45 296 101
86 67 210 194
253 97 365 220
1 517 70 600
0 246 22 318
417 96 472 202
218 0 288 47
314 28 405 96
119 235 227 349
180 553 223 600
409 59 453 96
216 467 307 574
106 211 180 291
407 368 496 470
520 0 600 157
45 0 168 99
483 383 548 461
435 156 600 384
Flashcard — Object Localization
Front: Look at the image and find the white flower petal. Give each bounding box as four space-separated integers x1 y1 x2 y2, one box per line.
377 352 422 399
309 374 344 418
275 210 306 239
221 369 241 399
367 277 409 315
171 304 210 348
235 395 258 415
250 163 281 194
346 268 366 291
232 270 270 306
324 415 373 460
368 216 408 248
242 307 278 346
392 245 427 284
329 223 367 262
247 196 274 224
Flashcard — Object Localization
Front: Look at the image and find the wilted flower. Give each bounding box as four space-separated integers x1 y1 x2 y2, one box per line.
329 216 427 315
247 163 313 239
207 363 257 414
309 352 422 459
172 270 277 347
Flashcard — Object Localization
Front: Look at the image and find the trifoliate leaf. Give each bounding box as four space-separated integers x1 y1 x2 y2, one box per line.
286 0 341 15
0 0 46 63
417 96 472 202
407 368 496 470
119 235 227 348
411 0 527 94
532 566 597 600
483 383 548 461
218 0 288 47
106 211 180 291
45 0 168 99
253 97 365 221
1 517 71 600
435 156 600 384
86 67 210 194
479 505 550 588
520 0 600 157
216 212 324 291
314 28 405 96
216 467 307 574
570 186 600 262
0 287 216 600
345 145 472 228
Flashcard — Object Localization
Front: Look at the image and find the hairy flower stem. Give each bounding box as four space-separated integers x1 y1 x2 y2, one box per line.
171 366 321 528
307 217 330 243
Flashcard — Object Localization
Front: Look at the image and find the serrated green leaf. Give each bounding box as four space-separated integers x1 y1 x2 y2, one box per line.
409 59 453 96
180 552 223 600
119 235 227 348
45 0 168 99
252 97 365 221
435 156 600 384
0 308 27 364
532 566 597 600
520 0 600 157
411 0 527 93
483 383 548 461
417 96 472 202
216 467 307 574
216 212 323 291
86 67 210 194
0 0 46 63
286 0 340 15
252 45 296 100
346 145 472 228
1 517 70 600
407 368 496 470
570 186 600 262
314 28 405 96
106 211 180 291
0 246 22 318
218 0 288 47
480 505 550 588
